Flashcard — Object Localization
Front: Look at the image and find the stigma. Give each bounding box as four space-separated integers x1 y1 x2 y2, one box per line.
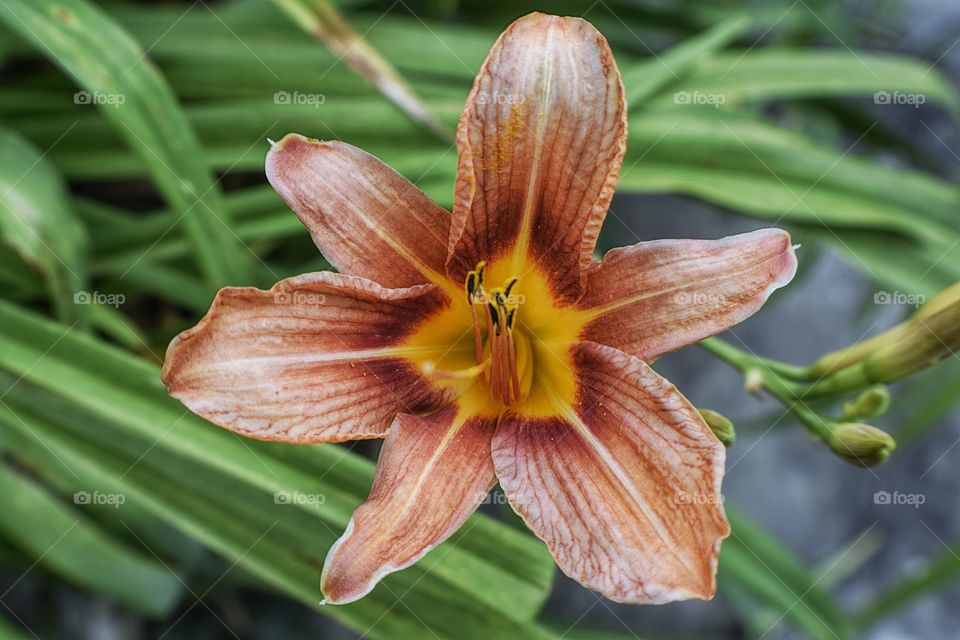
465 262 529 406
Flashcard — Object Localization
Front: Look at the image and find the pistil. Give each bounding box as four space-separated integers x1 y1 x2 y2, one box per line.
422 359 490 381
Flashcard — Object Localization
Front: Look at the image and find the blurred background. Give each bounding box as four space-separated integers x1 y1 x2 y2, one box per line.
1 0 959 638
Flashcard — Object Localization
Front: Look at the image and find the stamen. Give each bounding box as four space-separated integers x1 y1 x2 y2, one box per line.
465 263 488 380
462 263 526 406
487 302 501 335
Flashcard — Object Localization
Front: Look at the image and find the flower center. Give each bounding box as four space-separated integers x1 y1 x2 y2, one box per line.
464 262 532 406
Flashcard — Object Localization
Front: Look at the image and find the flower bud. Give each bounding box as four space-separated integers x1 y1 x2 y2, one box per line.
862 294 960 381
698 408 736 447
829 422 896 467
810 282 960 387
842 385 891 419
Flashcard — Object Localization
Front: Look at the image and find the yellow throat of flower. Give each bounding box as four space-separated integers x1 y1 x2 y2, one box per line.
412 257 592 419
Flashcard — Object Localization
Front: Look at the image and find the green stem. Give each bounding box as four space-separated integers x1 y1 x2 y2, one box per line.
699 338 835 442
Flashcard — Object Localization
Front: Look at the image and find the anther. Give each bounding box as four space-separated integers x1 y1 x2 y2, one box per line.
465 271 477 303
488 303 501 336
504 277 518 299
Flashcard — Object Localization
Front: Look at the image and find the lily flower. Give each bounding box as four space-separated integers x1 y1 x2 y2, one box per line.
162 12 797 605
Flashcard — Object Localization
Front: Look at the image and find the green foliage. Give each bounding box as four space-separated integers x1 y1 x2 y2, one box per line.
721 510 852 639
0 461 183 617
0 129 87 323
0 0 251 289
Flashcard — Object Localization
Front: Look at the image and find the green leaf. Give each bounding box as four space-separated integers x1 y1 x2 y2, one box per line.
0 0 250 290
852 533 960 630
87 302 152 353
659 49 958 108
0 128 87 323
0 613 31 640
0 460 182 617
620 161 941 242
816 230 959 298
622 15 751 106
103 261 213 312
722 508 851 639
0 250 44 298
624 111 958 230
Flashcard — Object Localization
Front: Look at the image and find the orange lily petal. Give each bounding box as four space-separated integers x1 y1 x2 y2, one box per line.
162 272 455 443
579 229 797 361
447 12 627 303
321 403 496 604
267 134 451 288
492 341 729 604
